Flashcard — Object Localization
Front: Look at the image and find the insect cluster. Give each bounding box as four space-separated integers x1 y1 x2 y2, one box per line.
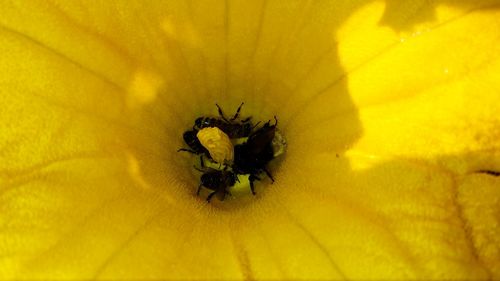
178 103 286 202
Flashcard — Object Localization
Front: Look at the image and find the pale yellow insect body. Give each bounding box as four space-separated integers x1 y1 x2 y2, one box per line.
196 127 234 164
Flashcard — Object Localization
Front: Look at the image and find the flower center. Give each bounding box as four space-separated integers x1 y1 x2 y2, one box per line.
177 102 286 202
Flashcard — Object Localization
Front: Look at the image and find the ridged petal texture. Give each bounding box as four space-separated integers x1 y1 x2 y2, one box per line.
0 0 499 279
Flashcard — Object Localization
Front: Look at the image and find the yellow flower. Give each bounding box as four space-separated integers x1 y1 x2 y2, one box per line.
1 0 499 279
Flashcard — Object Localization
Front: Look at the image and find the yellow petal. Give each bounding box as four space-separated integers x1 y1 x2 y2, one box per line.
1 0 499 280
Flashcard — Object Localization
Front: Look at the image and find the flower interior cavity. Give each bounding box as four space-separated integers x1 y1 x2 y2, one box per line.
178 103 286 202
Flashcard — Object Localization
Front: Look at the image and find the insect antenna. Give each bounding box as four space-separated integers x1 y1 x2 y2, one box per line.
241 116 252 123
230 102 245 121
215 103 230 122
251 121 261 130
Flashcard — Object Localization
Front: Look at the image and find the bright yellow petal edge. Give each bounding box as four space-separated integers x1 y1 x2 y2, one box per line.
0 0 499 280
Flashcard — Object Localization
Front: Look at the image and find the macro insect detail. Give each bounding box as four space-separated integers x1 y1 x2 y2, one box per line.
196 127 234 164
178 103 286 202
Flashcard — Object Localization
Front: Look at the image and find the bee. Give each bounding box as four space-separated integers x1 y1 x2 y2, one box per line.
178 103 252 159
177 130 210 157
194 103 254 138
180 103 285 201
196 168 238 202
232 117 278 195
196 127 234 164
